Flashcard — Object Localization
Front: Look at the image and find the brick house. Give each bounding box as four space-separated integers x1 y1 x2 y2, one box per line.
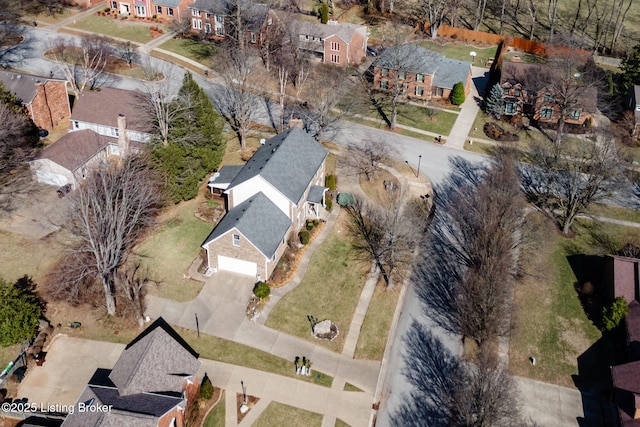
188 0 277 45
202 127 328 279
62 318 201 427
30 87 150 188
0 70 70 131
500 60 597 127
107 0 190 21
372 44 472 100
605 255 640 426
297 20 368 67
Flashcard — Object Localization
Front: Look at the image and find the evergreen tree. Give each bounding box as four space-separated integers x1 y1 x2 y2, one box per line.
485 83 505 119
450 82 465 105
0 276 42 347
620 43 640 93
320 2 329 24
153 73 225 203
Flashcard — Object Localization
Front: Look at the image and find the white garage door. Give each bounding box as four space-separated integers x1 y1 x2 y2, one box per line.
35 170 68 187
217 256 257 276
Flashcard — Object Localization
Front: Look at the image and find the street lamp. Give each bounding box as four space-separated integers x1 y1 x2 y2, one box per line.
470 51 477 64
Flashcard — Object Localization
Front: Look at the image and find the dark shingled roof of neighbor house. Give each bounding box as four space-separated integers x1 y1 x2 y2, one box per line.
227 127 328 205
71 87 147 131
202 192 291 258
0 70 62 105
373 44 471 89
208 165 243 187
108 317 200 396
153 0 181 7
37 129 112 172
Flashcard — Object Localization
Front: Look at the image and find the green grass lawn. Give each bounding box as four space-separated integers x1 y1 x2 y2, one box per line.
509 213 631 386
203 392 225 427
26 7 81 24
416 40 497 66
343 382 364 392
69 15 155 43
395 103 458 135
158 38 215 68
354 283 399 360
253 402 323 427
585 204 640 224
265 213 369 353
335 419 351 427
136 200 212 302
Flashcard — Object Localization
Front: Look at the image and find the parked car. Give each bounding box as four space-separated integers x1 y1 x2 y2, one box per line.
367 46 377 57
56 184 71 198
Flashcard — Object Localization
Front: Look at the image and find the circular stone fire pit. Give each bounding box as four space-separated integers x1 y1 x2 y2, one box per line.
311 320 339 341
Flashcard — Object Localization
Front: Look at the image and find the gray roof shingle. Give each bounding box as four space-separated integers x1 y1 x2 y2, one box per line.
208 165 243 188
373 44 471 89
307 185 327 204
109 318 200 396
297 21 366 44
227 127 328 204
0 70 62 105
37 129 112 172
202 192 291 258
71 87 147 132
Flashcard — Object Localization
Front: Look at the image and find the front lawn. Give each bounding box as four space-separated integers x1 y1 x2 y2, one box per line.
69 15 157 43
136 200 212 302
345 104 457 136
265 212 369 353
354 282 399 360
158 38 215 68
508 214 632 386
203 392 225 427
253 402 323 427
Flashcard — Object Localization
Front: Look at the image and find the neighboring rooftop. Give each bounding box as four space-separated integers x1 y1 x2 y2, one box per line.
202 192 291 258
71 87 147 131
227 127 328 205
297 20 367 43
373 44 471 89
37 129 112 172
0 70 63 104
208 165 243 190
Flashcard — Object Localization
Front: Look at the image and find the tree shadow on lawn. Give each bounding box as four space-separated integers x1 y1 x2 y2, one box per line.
568 254 607 331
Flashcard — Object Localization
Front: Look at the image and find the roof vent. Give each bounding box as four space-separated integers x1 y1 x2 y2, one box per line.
271 148 277 153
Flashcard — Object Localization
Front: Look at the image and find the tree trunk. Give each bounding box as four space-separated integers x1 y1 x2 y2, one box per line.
102 275 117 316
430 22 439 38
555 117 565 144
391 101 397 130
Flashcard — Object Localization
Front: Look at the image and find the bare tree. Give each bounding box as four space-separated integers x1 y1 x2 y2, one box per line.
0 102 39 179
340 139 397 181
212 47 262 149
392 322 524 427
346 184 416 290
116 262 158 328
49 34 113 96
51 155 163 316
521 130 622 235
300 65 352 141
169 15 192 38
398 0 452 38
414 156 524 345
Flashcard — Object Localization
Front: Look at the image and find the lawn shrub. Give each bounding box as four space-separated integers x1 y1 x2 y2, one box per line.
299 230 310 245
306 219 314 231
325 174 336 191
483 122 519 141
200 375 214 400
253 281 271 299
325 198 333 211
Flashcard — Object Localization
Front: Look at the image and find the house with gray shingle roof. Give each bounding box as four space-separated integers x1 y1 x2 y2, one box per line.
202 127 328 279
62 317 201 427
297 20 368 66
372 44 472 101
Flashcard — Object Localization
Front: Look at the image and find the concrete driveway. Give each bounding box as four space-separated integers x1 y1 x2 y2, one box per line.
145 270 255 340
17 336 124 407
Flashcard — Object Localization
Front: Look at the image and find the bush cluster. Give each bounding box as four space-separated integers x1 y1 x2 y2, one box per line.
299 230 310 245
483 122 519 142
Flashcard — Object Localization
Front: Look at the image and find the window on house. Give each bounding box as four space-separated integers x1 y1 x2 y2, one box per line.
251 32 256 43
416 73 424 82
505 102 518 114
415 85 424 96
330 54 339 64
267 17 272 25
111 0 117 8
192 18 197 28
191 9 199 16
114 128 119 137
540 107 553 119
74 121 79 129
135 6 145 16
380 79 388 90
81 167 87 179
215 25 224 36
205 13 210 19
205 23 211 33
503 87 510 95
543 93 555 103
381 68 388 77
215 15 223 23
168 7 173 16
156 5 162 13
569 109 581 120
233 234 240 246
434 87 444 97
197 19 202 29
331 41 340 51
398 71 406 80
514 88 521 96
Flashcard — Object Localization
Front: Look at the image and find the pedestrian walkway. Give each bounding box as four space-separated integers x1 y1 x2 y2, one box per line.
445 66 488 150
